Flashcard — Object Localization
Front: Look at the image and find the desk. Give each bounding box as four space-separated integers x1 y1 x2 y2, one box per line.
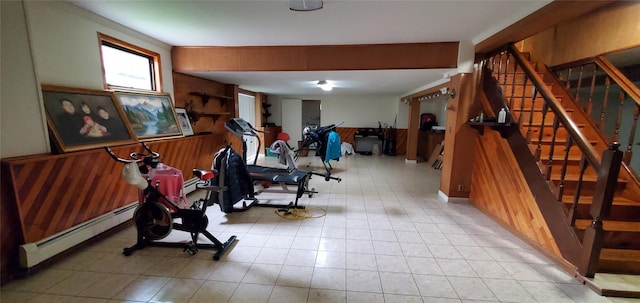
354 135 382 155
418 131 445 160
140 165 188 210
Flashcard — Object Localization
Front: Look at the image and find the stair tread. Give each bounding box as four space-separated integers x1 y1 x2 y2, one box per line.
575 220 640 231
530 138 599 145
526 121 585 128
548 172 627 184
512 107 574 113
561 196 638 205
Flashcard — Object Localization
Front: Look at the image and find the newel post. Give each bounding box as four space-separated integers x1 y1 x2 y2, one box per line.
578 143 623 278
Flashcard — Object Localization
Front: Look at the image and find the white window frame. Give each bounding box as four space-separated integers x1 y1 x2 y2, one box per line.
98 33 162 92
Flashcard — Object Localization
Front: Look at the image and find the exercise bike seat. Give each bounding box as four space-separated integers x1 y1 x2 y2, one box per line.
193 169 216 181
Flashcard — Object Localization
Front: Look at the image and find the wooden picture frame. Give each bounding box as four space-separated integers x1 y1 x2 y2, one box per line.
175 108 194 136
112 90 183 140
41 85 137 153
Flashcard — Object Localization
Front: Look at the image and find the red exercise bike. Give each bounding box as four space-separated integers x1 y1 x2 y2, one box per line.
105 143 236 260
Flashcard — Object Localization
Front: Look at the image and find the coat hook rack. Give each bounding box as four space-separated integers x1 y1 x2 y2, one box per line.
189 92 211 107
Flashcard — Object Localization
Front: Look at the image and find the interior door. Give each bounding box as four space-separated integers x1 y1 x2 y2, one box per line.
238 93 257 163
281 98 302 148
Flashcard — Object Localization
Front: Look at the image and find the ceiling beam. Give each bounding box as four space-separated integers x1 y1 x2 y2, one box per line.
475 0 615 58
172 42 459 72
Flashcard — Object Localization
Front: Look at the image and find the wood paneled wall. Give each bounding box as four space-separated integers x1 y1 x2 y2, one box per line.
172 43 459 72
172 72 237 136
469 128 561 256
1 134 224 281
522 1 640 67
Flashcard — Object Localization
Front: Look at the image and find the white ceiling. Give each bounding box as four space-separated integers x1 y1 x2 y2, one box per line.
69 0 551 97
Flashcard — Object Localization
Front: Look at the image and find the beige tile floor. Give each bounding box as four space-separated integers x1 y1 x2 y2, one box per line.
2 154 639 303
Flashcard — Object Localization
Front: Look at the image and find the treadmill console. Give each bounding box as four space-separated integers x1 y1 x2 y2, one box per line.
225 118 257 138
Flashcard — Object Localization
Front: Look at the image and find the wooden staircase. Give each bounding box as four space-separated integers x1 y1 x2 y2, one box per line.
487 48 640 286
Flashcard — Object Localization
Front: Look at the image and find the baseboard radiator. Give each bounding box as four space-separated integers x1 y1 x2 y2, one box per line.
19 177 200 268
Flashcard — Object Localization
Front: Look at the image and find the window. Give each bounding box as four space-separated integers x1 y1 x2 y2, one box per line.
98 33 162 91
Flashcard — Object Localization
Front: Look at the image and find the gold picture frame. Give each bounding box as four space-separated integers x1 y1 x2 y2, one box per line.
41 85 137 153
112 90 183 141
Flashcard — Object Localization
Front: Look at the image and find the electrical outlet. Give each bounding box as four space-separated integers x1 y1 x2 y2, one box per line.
458 184 465 191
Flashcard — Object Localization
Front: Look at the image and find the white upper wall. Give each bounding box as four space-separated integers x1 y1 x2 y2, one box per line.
1 1 174 158
269 95 407 129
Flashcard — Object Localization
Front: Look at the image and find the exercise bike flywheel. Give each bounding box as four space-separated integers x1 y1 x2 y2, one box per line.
133 201 173 240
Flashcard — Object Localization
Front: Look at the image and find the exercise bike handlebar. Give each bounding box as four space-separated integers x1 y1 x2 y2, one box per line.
104 143 161 164
105 146 141 164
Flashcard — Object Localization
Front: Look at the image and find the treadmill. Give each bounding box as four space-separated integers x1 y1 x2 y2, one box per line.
224 118 316 211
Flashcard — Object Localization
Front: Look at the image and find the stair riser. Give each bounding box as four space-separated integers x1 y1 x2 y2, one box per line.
564 203 640 221
521 127 582 141
506 97 565 110
553 180 626 197
597 259 640 275
575 230 640 250
489 58 535 73
513 110 571 125
499 83 563 99
532 143 589 159
494 72 547 86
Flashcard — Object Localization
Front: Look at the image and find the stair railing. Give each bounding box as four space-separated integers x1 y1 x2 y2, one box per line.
553 56 640 177
482 44 623 277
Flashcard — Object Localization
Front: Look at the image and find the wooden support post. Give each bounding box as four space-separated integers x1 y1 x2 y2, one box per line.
578 143 623 278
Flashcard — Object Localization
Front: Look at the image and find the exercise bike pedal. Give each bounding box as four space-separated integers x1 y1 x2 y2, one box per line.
183 242 198 255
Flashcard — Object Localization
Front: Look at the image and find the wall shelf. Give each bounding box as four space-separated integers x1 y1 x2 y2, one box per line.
467 121 514 138
189 91 233 106
187 111 231 123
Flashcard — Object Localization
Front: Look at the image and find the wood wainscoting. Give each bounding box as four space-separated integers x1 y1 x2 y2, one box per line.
469 128 561 256
0 134 225 283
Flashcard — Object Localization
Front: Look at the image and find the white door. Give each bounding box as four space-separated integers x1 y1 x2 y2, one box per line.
238 93 257 164
281 98 302 148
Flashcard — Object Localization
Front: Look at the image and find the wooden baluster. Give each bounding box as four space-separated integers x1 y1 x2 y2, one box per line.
535 99 548 161
565 68 573 90
525 80 535 143
509 55 517 112
503 54 510 87
557 136 573 201
612 90 626 142
579 143 623 278
491 54 498 75
624 104 640 165
569 155 589 227
546 116 560 180
598 77 611 131
497 53 504 81
585 64 598 117
575 65 585 105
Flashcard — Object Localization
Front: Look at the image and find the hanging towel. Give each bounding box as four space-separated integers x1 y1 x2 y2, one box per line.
325 131 341 163
270 140 297 170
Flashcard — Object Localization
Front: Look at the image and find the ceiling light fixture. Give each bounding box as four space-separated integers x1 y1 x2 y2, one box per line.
317 80 333 91
289 0 323 11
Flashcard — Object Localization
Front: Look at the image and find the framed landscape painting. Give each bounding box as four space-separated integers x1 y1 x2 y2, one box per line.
175 108 194 136
112 90 183 140
41 85 137 153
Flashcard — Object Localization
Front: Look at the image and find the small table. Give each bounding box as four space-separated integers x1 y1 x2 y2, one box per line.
140 164 188 210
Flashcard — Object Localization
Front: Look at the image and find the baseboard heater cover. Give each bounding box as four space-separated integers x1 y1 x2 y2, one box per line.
19 202 138 268
19 178 200 268
183 177 199 195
